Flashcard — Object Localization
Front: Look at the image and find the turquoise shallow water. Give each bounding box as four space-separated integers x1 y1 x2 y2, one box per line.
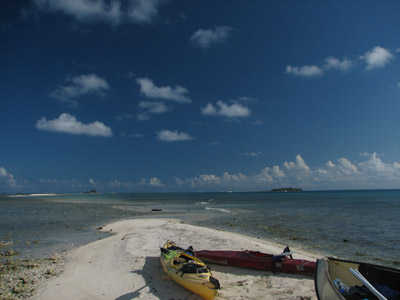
0 190 399 268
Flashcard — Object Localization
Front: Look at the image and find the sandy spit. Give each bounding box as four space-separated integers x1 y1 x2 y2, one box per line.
32 218 319 300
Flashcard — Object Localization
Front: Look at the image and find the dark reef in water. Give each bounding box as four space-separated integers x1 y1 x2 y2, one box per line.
83 190 98 194
269 187 303 192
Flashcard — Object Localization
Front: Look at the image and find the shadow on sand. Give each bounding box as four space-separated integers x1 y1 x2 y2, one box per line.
115 256 202 300
115 256 312 300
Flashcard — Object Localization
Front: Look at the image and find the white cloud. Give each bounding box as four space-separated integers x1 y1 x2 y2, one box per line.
201 101 250 118
283 161 295 170
192 172 249 188
282 155 311 181
137 177 163 187
156 129 195 142
218 101 250 117
336 157 358 175
31 0 164 25
361 46 394 70
137 101 171 120
50 73 110 108
287 46 396 78
9 152 400 192
241 152 262 157
286 65 324 77
260 167 274 182
324 56 353 71
108 179 134 189
357 152 400 176
201 103 217 115
0 167 7 177
294 154 311 173
36 113 113 137
136 77 191 103
181 153 400 191
190 26 234 49
127 0 163 24
138 101 171 114
326 160 335 168
115 113 135 121
149 177 163 186
272 166 285 178
0 166 16 186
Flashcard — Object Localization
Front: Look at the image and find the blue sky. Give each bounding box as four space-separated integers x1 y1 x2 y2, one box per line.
1 0 400 193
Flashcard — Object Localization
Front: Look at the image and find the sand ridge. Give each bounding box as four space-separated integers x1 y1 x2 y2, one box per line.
33 218 318 300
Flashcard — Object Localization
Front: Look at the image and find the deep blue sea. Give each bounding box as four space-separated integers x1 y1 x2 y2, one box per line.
0 190 399 268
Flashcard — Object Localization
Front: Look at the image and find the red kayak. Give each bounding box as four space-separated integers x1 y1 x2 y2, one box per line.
195 246 316 276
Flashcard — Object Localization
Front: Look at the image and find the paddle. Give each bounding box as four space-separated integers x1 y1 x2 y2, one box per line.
349 268 388 300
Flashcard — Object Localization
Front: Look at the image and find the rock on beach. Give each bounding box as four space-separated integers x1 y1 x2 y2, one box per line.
0 254 66 300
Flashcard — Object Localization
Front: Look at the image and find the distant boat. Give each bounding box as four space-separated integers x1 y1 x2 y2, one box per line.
315 257 400 300
195 246 316 276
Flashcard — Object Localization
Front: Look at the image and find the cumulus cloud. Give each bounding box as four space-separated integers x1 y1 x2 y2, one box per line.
287 46 395 78
10 152 400 192
136 77 191 103
137 101 172 121
30 0 164 25
179 153 400 191
0 166 16 186
286 65 324 77
149 177 163 186
324 56 354 71
137 177 163 187
50 73 110 108
361 46 394 70
201 101 250 118
190 26 234 49
36 113 113 137
357 152 400 175
201 103 217 115
326 160 336 168
190 172 248 189
156 129 195 142
127 0 163 23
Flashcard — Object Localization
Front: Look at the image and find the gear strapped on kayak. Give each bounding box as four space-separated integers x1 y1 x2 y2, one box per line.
160 241 220 300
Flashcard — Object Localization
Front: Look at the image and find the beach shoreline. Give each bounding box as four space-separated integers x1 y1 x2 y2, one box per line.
23 217 319 300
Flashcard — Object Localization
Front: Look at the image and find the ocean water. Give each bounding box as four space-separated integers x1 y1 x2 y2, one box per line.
0 190 399 268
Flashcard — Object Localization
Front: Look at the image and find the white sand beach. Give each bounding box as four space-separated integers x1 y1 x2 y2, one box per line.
32 218 319 300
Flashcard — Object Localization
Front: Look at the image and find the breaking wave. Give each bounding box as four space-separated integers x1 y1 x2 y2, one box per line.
205 207 230 213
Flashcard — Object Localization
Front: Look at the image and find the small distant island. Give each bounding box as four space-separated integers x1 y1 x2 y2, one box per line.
83 190 98 194
269 187 303 192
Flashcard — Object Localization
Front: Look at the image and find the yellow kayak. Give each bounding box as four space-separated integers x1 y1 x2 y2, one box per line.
160 241 220 300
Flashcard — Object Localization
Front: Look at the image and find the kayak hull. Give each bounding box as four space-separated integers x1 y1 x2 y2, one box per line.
160 241 219 300
195 249 316 276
